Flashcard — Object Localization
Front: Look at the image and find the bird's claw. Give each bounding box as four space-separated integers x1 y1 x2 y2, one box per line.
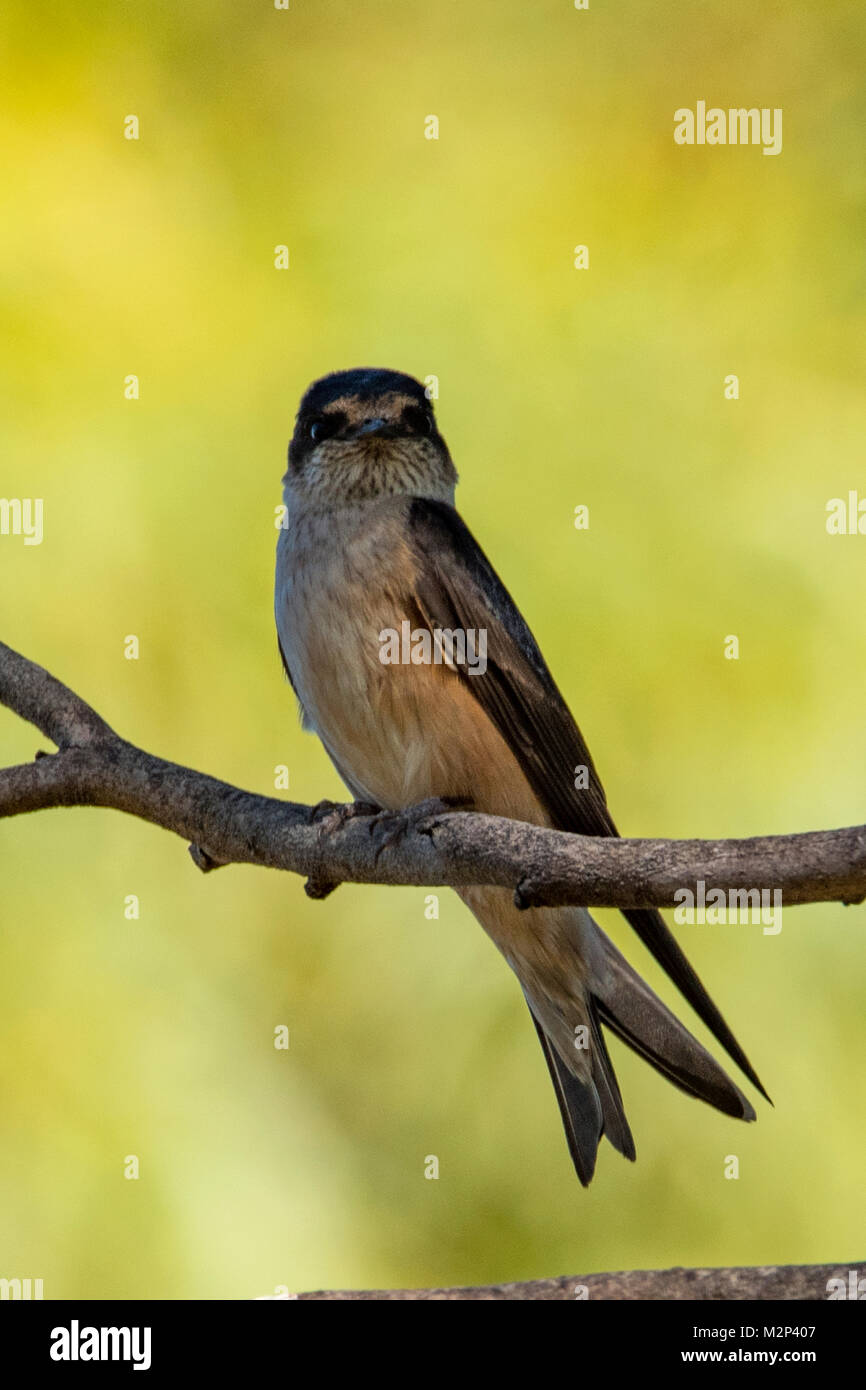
303 794 469 883
308 799 381 835
368 795 472 864
303 799 382 901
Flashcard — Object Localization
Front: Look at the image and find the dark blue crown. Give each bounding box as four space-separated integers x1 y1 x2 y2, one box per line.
298 367 428 416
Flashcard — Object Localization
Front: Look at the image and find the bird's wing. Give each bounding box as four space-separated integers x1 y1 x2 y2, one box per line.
406 497 768 1101
277 633 317 732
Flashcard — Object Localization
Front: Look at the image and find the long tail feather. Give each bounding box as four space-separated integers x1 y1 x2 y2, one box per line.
528 921 756 1183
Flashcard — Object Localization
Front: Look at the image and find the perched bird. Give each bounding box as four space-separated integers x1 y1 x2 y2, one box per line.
274 366 767 1184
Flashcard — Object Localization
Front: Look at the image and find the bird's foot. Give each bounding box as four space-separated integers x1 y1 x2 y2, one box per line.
369 795 472 864
303 799 382 900
308 798 382 834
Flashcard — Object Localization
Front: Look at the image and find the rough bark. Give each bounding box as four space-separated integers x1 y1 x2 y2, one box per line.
297 1262 865 1299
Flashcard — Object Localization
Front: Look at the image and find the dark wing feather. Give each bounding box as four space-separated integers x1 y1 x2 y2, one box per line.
407 497 768 1102
528 1010 604 1186
277 633 297 692
277 633 318 733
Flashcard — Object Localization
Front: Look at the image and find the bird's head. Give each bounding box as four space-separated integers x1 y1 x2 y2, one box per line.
284 367 457 507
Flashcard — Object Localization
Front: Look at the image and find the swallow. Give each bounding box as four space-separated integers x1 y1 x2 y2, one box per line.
274 367 768 1184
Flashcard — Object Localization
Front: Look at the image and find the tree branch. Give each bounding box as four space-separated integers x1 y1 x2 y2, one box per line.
296 1261 866 1300
1 638 864 910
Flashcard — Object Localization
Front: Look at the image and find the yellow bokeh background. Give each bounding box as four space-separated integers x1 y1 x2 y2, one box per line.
1 1 864 1296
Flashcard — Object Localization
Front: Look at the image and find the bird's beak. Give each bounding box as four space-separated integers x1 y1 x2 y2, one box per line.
351 418 391 439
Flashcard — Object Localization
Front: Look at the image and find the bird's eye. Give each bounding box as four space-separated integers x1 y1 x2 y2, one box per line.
404 406 434 435
309 415 343 442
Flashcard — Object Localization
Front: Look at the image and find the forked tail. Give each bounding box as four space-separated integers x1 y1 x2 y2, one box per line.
528 924 757 1186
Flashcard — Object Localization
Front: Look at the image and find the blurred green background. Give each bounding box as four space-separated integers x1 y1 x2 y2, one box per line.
1 0 865 1298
